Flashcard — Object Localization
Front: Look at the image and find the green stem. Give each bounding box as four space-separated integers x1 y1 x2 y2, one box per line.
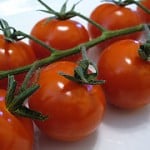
5 75 17 106
0 19 56 53
0 24 144 79
72 11 106 32
6 63 48 121
114 0 150 15
16 31 57 53
8 84 40 111
0 19 15 42
38 0 58 14
134 1 150 15
19 62 40 92
0 19 11 37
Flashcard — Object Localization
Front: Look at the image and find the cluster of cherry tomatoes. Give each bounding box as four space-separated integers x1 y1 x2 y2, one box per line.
0 0 150 149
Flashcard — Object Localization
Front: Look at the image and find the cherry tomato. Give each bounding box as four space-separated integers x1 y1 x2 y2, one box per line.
137 0 150 23
88 2 142 51
29 19 89 61
97 39 150 109
0 35 36 89
0 89 34 150
29 61 105 141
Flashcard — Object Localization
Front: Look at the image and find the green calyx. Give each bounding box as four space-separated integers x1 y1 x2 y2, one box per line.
138 25 150 62
37 0 81 20
6 62 48 121
0 19 25 42
113 0 135 6
60 47 105 85
139 41 150 62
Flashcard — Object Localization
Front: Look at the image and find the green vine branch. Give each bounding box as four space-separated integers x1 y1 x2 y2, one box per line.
16 31 57 53
0 19 57 53
70 11 106 32
0 23 145 79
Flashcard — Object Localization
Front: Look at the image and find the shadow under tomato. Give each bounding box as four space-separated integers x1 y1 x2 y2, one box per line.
35 129 99 150
102 103 150 132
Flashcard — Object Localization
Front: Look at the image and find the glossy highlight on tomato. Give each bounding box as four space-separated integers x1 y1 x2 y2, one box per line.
30 19 89 61
29 61 106 141
0 35 36 89
0 89 34 150
97 39 150 109
88 2 142 51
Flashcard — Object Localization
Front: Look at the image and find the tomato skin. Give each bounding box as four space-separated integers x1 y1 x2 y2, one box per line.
0 89 34 150
137 0 150 23
88 2 142 51
0 35 36 89
29 19 89 61
29 61 105 141
97 39 150 109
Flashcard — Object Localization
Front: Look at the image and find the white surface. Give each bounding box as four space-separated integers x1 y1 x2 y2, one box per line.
0 0 150 150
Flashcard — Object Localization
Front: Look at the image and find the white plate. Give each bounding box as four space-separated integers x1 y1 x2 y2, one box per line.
1 0 150 150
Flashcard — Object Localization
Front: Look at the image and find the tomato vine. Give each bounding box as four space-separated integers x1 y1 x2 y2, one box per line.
0 0 149 83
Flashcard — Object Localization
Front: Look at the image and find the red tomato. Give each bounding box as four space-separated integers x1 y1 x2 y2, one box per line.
29 19 89 61
29 61 105 141
0 89 34 150
97 39 150 109
88 2 142 51
0 35 36 89
137 0 150 23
